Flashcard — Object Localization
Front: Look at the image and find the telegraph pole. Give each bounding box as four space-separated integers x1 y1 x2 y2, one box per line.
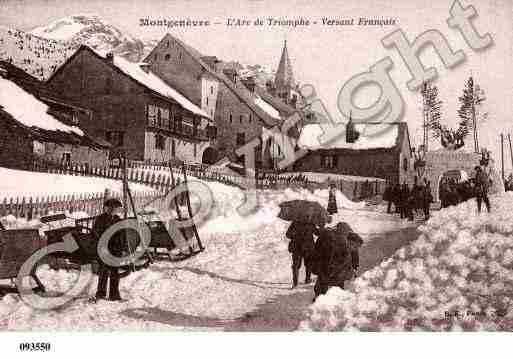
509 133 513 176
501 133 505 181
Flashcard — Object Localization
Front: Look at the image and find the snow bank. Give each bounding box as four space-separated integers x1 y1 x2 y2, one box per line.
0 167 153 199
301 192 513 331
298 123 398 150
0 77 83 136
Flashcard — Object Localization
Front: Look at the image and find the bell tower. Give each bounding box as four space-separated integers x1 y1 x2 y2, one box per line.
274 40 295 104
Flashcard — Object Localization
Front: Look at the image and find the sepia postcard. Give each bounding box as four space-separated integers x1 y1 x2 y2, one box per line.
0 0 512 357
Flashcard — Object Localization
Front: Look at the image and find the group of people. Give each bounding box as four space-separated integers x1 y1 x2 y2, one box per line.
440 166 492 213
383 178 434 221
504 174 513 192
285 218 362 299
256 172 309 189
383 165 493 218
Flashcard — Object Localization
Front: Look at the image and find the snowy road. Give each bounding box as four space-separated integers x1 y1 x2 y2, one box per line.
0 182 419 331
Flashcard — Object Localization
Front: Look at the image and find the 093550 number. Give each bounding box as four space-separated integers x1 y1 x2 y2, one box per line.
19 342 51 351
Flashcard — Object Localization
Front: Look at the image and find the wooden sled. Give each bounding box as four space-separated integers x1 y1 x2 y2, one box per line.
0 229 46 294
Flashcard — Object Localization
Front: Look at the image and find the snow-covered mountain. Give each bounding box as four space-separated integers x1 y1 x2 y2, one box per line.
30 14 145 62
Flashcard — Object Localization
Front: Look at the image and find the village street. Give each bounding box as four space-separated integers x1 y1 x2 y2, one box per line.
0 177 419 331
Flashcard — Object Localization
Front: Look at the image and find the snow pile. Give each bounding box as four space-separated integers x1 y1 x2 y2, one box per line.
0 167 154 198
0 77 84 136
301 192 513 331
298 123 398 150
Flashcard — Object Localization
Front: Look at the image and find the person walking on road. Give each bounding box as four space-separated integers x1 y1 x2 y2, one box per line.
327 183 338 215
286 221 321 288
474 166 491 213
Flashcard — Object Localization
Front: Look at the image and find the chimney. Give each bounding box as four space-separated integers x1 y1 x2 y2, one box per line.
223 68 238 84
266 80 276 96
291 94 298 108
201 56 220 72
242 76 256 93
139 62 151 73
106 52 114 63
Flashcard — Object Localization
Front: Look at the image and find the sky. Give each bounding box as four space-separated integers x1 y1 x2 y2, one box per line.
1 0 512 172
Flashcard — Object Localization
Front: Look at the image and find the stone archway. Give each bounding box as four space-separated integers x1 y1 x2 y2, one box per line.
202 147 218 165
423 150 503 203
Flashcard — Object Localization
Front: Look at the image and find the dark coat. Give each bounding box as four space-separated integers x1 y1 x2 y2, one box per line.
92 213 124 257
312 227 353 284
286 221 318 255
327 188 338 214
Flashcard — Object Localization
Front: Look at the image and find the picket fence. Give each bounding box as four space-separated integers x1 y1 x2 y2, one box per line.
1 160 386 224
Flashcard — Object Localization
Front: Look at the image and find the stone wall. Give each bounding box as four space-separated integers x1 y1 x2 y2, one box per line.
423 150 503 202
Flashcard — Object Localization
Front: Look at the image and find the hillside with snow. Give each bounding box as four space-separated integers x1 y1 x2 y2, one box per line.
0 15 149 80
30 14 145 62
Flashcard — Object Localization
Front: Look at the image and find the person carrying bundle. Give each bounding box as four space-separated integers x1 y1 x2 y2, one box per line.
311 222 362 299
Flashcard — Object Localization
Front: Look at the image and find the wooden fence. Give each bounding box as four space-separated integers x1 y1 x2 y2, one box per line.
0 160 386 225
0 190 167 224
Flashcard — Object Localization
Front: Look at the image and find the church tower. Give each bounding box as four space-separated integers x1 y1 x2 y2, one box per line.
274 40 295 104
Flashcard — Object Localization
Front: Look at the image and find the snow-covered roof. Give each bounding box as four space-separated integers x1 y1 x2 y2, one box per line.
0 76 84 136
298 122 399 150
94 50 210 119
254 95 281 120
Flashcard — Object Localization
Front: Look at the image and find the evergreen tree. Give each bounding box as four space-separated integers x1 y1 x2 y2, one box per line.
458 76 486 152
422 82 443 148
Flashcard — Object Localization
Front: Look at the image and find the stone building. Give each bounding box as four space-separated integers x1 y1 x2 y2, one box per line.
294 121 414 184
423 150 503 202
143 34 299 168
0 64 110 169
0 61 110 169
46 45 212 164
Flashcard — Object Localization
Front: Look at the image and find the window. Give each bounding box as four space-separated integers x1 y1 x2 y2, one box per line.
154 53 158 61
166 40 170 48
229 113 233 123
106 131 124 147
194 143 197 158
171 139 176 157
249 114 252 123
157 108 162 127
322 155 337 169
175 114 183 132
207 125 217 139
193 118 199 137
206 97 208 105
240 115 243 124
210 86 213 94
71 112 79 125
155 134 165 150
165 54 171 61
105 76 112 94
403 157 409 171
236 132 245 146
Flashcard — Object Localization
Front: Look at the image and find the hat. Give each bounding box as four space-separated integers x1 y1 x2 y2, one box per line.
335 222 352 235
104 198 122 209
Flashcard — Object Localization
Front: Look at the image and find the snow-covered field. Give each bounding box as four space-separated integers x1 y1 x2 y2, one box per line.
0 174 413 331
301 192 513 331
0 167 154 198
